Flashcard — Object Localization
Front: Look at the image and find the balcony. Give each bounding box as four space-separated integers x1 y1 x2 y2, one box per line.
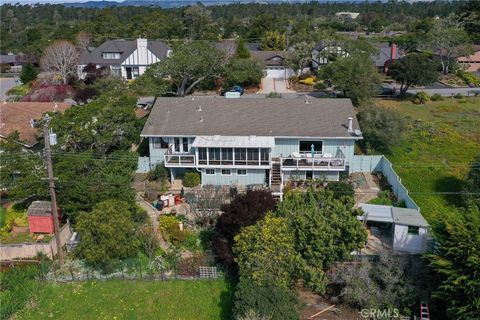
164 152 196 168
281 154 346 171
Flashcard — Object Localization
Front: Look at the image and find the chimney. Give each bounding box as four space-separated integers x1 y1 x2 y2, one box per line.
136 38 148 50
347 117 353 133
390 43 397 62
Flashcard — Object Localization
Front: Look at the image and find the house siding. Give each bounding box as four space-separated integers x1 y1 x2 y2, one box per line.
201 168 266 186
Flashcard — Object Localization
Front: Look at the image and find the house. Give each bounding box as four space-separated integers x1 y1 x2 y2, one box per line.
0 53 22 72
371 42 404 73
0 102 71 149
213 39 238 59
456 45 480 72
140 96 362 195
250 49 295 79
335 12 360 20
358 203 430 254
78 38 171 80
312 41 349 68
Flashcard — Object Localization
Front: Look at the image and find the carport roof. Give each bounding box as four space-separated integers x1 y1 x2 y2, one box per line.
358 204 429 228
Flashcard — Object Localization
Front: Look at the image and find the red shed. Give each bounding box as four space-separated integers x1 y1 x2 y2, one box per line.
27 201 60 234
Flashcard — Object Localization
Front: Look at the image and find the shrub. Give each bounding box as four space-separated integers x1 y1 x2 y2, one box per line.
158 214 189 245
457 70 480 87
183 172 200 187
299 77 316 85
314 81 327 90
266 92 281 98
159 215 179 232
368 190 394 206
454 93 464 99
430 93 444 101
0 208 28 238
224 58 264 88
233 278 300 320
413 91 430 104
147 162 168 182
326 181 355 202
20 63 38 84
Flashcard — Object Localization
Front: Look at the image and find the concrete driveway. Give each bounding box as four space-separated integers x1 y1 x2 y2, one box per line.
258 77 294 94
0 77 19 100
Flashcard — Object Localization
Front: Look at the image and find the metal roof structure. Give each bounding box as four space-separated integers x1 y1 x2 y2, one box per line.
27 201 52 216
192 135 275 148
358 203 429 228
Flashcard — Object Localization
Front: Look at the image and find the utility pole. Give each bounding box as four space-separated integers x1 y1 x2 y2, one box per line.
42 115 64 266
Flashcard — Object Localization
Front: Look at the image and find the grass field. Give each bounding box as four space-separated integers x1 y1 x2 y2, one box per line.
15 279 234 320
377 97 480 223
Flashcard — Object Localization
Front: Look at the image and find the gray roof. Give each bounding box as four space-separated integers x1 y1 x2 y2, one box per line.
370 42 404 67
250 50 291 67
392 207 429 228
27 201 52 216
0 54 17 64
213 39 238 58
79 39 169 65
141 97 361 138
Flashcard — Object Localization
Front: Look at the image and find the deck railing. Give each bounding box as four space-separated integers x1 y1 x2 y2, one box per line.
164 149 196 167
280 156 346 171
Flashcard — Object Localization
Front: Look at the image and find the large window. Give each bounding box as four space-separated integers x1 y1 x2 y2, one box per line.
247 148 259 165
103 52 120 59
408 226 419 235
235 148 247 165
182 138 189 153
198 148 207 165
209 148 221 165
152 137 168 149
261 148 270 165
110 65 121 77
221 148 233 165
299 141 323 154
205 169 215 175
174 138 180 152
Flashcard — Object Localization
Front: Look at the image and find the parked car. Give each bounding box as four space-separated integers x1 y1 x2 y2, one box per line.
221 85 244 96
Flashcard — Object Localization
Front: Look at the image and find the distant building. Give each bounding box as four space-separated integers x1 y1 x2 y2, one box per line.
312 41 349 68
78 38 171 80
248 43 294 79
371 43 404 73
456 45 480 73
335 12 360 20
0 102 71 149
0 53 22 72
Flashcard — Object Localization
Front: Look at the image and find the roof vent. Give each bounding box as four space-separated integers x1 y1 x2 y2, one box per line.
53 103 58 112
305 98 310 104
197 106 202 112
347 117 353 133
200 116 204 122
191 97 195 101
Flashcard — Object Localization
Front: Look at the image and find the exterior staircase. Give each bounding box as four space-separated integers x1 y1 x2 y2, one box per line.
271 158 282 196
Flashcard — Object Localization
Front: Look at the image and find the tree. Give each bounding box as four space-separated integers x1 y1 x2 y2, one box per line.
75 31 91 52
234 277 300 320
387 54 439 95
223 58 264 88
75 200 145 270
40 40 79 84
19 63 38 84
260 31 286 51
357 104 406 153
424 17 474 74
428 207 480 320
285 41 314 75
319 54 382 106
183 5 218 40
274 189 367 293
233 214 299 288
213 189 276 267
149 41 227 97
185 185 227 227
49 92 141 154
235 37 250 59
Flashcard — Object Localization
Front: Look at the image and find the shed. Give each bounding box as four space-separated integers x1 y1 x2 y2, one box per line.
27 201 55 234
358 204 430 254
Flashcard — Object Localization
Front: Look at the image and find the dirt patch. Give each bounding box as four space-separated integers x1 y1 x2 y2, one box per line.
299 287 359 320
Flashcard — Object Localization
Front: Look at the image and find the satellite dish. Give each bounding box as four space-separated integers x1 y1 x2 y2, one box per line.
354 129 362 136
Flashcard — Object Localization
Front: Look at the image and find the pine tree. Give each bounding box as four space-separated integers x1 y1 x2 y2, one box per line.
235 37 250 59
19 63 38 84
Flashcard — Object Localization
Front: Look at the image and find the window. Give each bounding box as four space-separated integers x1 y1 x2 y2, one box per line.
102 52 121 59
235 148 247 165
299 141 323 154
111 65 121 77
261 148 270 165
247 148 259 165
209 148 221 164
221 148 233 165
237 169 247 176
407 226 419 235
205 169 215 175
152 137 168 149
174 138 180 152
132 67 139 78
221 169 231 175
198 148 207 165
182 138 189 153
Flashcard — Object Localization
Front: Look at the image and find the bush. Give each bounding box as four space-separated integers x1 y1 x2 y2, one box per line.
327 181 355 202
454 93 464 99
413 91 430 104
368 190 395 206
147 162 168 182
357 104 406 153
183 172 200 187
20 63 38 84
158 215 189 245
0 208 27 238
224 59 264 88
457 70 480 87
430 93 444 101
299 77 316 85
266 92 281 98
233 278 300 320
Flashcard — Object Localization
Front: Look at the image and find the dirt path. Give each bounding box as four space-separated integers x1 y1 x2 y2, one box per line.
353 172 380 208
135 193 169 250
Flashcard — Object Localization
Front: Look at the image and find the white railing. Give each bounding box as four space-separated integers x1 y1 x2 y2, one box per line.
164 149 196 167
280 156 346 171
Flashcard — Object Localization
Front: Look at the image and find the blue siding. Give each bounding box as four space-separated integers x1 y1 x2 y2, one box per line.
283 170 340 181
201 169 266 186
149 138 167 166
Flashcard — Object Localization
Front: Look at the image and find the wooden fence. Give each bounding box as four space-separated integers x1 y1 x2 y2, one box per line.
0 222 72 261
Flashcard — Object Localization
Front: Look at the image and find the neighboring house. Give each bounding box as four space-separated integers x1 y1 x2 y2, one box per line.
250 49 295 79
78 38 171 80
140 96 362 195
0 102 70 150
371 42 404 73
0 53 21 72
456 45 480 72
335 12 360 20
312 41 349 68
358 203 430 254
213 39 238 60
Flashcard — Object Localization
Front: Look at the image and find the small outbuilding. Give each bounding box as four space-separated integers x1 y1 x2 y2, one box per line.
358 204 430 254
27 201 56 234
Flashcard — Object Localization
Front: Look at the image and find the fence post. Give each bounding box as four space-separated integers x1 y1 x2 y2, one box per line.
70 265 75 281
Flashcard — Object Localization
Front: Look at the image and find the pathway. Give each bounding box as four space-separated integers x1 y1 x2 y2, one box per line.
353 172 380 208
0 77 19 100
257 77 295 94
135 193 169 250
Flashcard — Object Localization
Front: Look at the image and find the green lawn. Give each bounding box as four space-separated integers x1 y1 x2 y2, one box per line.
15 279 234 320
377 97 480 223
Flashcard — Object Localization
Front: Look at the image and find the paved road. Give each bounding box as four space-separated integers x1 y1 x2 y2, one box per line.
407 87 480 96
0 77 19 100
